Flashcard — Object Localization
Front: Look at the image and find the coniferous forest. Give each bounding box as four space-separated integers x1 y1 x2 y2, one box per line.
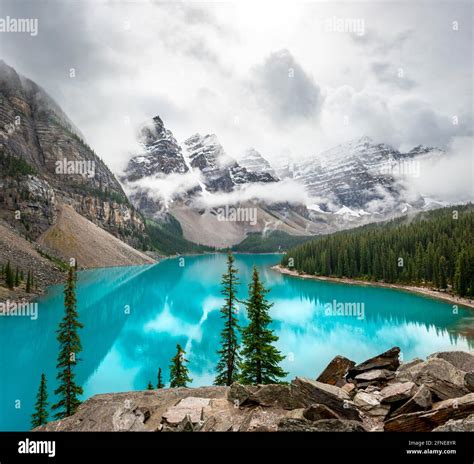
281 205 474 297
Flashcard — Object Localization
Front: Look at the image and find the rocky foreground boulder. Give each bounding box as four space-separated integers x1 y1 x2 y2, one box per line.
35 348 474 432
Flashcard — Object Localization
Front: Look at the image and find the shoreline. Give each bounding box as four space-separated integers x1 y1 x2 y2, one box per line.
272 264 474 310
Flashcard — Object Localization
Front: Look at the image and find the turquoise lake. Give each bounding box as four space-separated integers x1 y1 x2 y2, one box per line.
1 253 473 431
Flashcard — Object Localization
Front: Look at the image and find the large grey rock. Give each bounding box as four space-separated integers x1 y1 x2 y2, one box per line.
432 414 474 432
353 391 390 418
355 369 395 382
111 405 150 431
249 384 305 410
384 393 474 432
380 382 417 404
303 404 340 421
390 384 432 417
341 383 356 396
34 387 228 432
317 355 355 386
348 347 400 379
465 372 474 392
162 397 211 425
238 406 288 432
428 351 474 373
227 383 258 407
278 418 367 432
398 358 423 373
395 358 469 400
291 377 361 421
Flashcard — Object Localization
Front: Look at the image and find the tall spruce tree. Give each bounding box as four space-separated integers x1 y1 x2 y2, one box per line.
454 250 469 296
157 367 164 389
214 251 241 386
26 270 32 293
31 373 49 428
52 266 83 419
240 267 287 385
169 344 192 388
5 261 14 289
438 256 448 290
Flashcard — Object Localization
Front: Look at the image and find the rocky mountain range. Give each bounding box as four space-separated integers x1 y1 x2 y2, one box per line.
121 118 318 247
121 114 447 247
282 136 443 215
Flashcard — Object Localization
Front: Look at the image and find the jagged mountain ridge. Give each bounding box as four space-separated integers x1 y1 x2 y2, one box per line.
120 116 447 247
122 118 279 222
239 148 278 178
184 133 278 192
121 118 319 246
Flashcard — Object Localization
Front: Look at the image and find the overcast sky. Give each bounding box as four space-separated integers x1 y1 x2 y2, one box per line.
0 0 472 174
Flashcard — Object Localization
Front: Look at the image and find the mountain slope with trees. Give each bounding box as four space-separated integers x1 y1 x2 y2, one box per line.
281 204 474 297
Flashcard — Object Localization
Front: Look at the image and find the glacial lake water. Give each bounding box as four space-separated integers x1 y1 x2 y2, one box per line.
1 253 473 430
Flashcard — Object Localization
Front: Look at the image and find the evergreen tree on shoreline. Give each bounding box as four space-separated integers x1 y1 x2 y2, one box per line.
169 344 192 388
239 267 287 385
52 266 83 419
280 206 474 297
31 373 49 428
214 251 241 386
147 381 154 390
157 367 164 389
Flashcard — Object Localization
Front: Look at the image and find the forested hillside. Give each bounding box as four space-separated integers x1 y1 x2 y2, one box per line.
281 205 474 297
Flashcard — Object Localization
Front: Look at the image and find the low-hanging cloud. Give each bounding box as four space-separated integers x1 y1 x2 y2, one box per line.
402 136 474 204
124 171 202 208
247 49 323 124
191 178 311 209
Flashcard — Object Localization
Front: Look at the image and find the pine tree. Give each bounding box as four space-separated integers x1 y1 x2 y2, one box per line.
147 381 154 390
15 267 19 287
454 250 469 297
214 251 241 386
26 270 32 293
239 267 287 385
52 267 84 419
5 261 14 289
439 256 448 290
157 367 164 389
31 373 49 428
169 344 192 388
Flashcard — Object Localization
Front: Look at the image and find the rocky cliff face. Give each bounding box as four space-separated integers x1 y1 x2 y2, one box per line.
0 60 145 249
35 348 474 432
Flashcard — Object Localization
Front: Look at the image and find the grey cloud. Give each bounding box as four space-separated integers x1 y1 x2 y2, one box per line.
248 49 323 124
352 29 414 55
371 61 417 90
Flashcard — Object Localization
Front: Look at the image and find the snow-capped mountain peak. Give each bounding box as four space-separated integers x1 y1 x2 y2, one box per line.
239 148 278 178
